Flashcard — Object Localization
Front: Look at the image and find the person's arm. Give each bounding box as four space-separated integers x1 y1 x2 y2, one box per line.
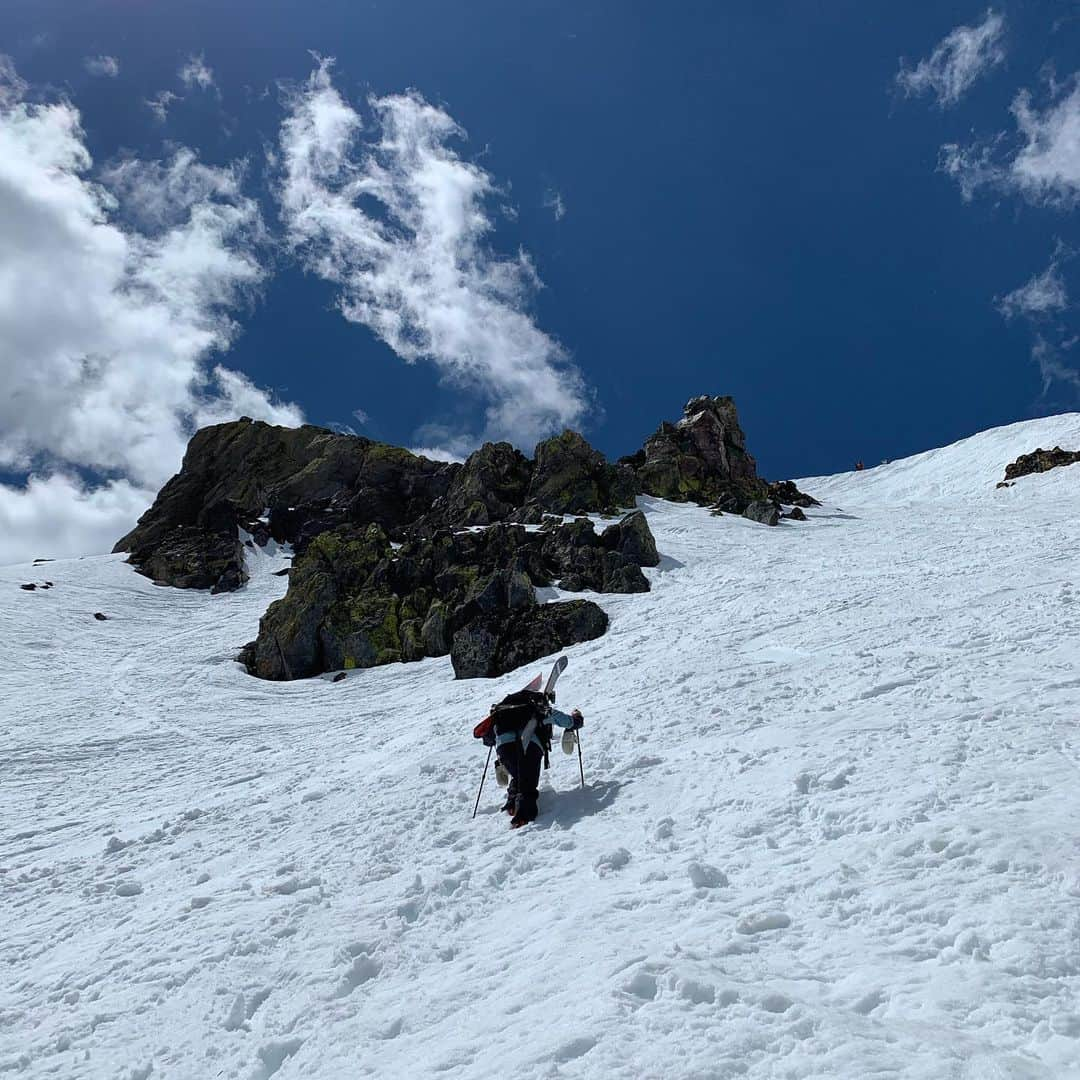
548 707 583 729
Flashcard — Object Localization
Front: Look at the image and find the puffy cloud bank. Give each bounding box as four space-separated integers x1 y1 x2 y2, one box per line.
0 62 300 565
276 59 587 452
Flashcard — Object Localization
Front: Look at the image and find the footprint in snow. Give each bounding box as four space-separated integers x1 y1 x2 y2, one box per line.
736 911 791 935
594 848 631 876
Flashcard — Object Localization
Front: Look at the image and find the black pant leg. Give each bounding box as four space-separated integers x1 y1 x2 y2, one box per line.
514 742 544 821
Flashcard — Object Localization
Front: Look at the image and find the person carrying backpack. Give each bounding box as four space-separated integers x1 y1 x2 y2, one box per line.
474 687 583 828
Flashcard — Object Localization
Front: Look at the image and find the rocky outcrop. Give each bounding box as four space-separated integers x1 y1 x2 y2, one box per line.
115 419 458 588
1003 446 1080 483
451 600 608 679
418 442 531 531
135 527 247 593
525 430 637 516
767 480 820 508
240 511 660 681
621 395 768 511
117 392 809 681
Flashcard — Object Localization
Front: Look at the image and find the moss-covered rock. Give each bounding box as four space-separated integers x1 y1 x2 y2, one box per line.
622 395 767 509
526 430 637 515
450 599 609 679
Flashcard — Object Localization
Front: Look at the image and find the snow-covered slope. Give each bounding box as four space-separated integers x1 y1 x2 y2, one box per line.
3 416 1080 1079
799 411 1080 505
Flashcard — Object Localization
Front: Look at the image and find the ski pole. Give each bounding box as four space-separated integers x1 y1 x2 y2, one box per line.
576 732 585 790
472 745 493 819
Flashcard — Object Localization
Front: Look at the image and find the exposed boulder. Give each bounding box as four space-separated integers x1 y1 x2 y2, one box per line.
743 500 780 527
783 506 807 521
767 480 820 508
622 395 768 510
450 600 608 679
600 509 661 567
525 430 637 516
1003 446 1080 483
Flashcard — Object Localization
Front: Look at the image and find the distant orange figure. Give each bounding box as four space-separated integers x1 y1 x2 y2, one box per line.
855 461 865 471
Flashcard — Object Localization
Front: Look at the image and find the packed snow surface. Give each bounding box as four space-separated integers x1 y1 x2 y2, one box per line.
3 415 1080 1079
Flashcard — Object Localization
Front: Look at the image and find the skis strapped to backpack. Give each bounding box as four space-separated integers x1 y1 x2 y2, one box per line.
471 657 568 771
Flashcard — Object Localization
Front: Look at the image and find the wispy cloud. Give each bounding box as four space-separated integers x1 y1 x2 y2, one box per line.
84 54 119 78
179 53 215 91
942 78 1080 206
0 59 300 564
276 58 587 453
543 188 566 221
998 254 1069 320
897 9 1005 107
145 89 177 123
996 247 1079 400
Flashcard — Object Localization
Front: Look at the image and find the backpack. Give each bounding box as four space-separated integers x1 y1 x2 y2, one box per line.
473 690 553 767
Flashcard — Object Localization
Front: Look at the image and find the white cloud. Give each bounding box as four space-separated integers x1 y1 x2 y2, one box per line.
352 407 370 425
1010 81 1080 205
942 79 1080 206
276 59 587 452
410 445 467 464
0 475 153 566
998 259 1069 319
0 63 301 564
1032 335 1080 396
897 9 1005 107
84 55 119 78
145 89 177 123
543 188 566 220
179 54 214 91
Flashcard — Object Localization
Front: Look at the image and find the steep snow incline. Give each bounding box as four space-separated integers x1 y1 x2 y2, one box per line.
3 416 1080 1079
799 412 1080 506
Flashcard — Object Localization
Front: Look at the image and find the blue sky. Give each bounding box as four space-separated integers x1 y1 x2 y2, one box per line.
1 1 1079 561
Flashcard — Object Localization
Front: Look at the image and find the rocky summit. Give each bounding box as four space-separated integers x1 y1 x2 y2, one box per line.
115 395 813 679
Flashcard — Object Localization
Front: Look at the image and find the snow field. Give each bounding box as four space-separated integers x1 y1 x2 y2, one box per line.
2 416 1080 1078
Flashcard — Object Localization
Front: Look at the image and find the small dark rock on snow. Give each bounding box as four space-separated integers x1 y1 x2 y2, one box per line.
93 612 108 621
20 583 36 591
1003 446 1080 482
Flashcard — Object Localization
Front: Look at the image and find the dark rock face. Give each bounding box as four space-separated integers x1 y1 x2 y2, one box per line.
526 430 637 516
601 509 661 568
783 506 807 521
135 527 247 593
241 512 659 681
451 599 608 679
115 419 458 588
419 442 531 531
767 480 820 508
539 518 650 593
1003 446 1080 482
622 395 768 511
